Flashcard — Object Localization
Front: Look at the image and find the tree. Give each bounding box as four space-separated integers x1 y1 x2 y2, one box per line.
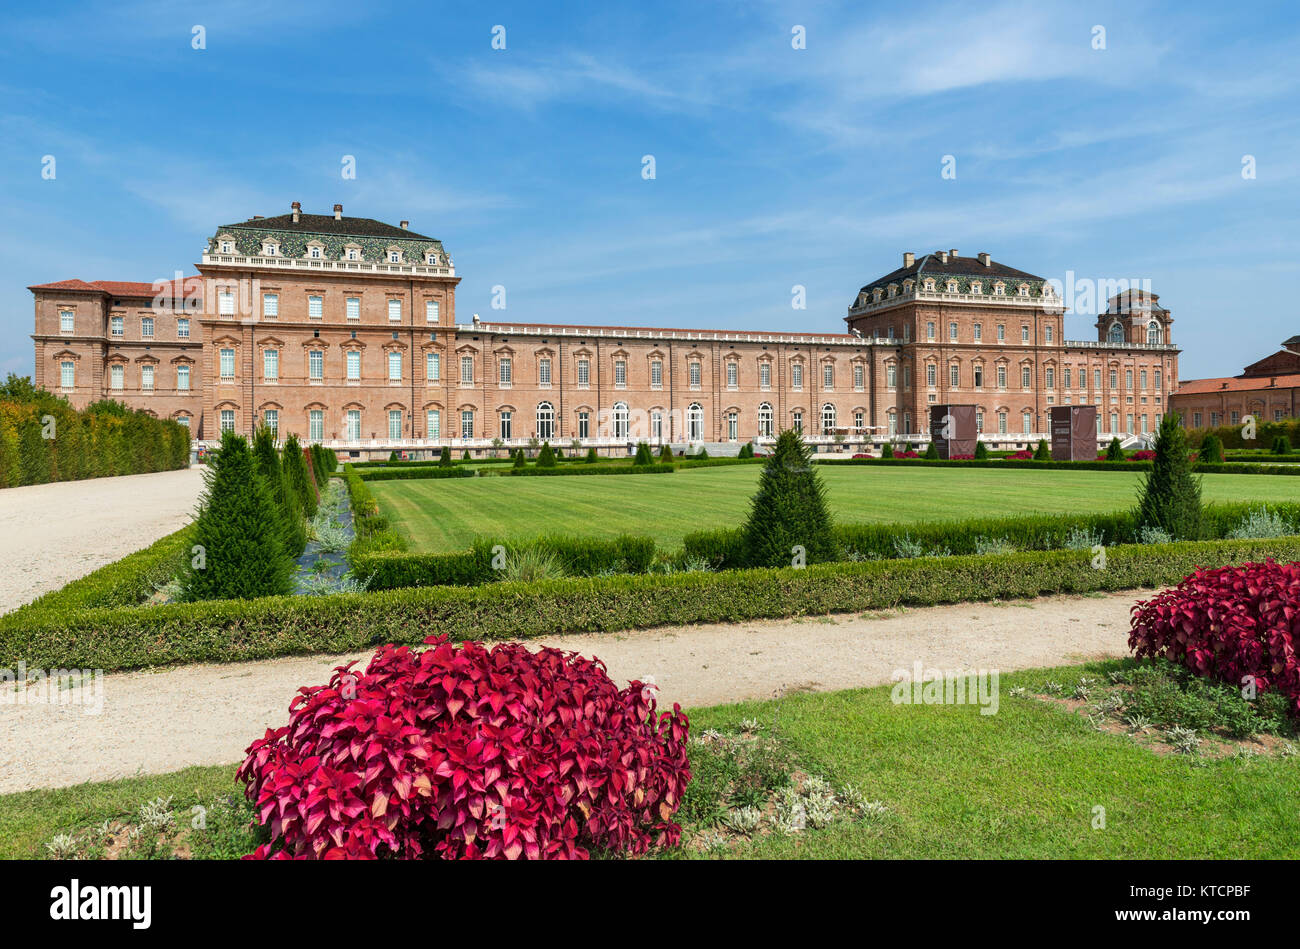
463 450 472 461
633 442 654 466
181 432 294 601
1136 413 1202 540
439 446 453 468
881 442 894 459
1105 437 1124 461
924 441 939 460
1199 432 1225 463
741 429 839 568
658 444 673 463
252 425 305 557
513 449 527 469
973 440 989 460
586 447 599 464
282 433 317 518
738 442 754 459
537 442 557 467
1033 439 1050 461
389 450 400 462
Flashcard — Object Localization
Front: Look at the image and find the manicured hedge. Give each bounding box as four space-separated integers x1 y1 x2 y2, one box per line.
356 466 478 481
816 456 1300 475
1188 417 1300 451
499 463 674 477
682 502 1300 568
352 534 657 589
8 538 1300 673
0 378 189 488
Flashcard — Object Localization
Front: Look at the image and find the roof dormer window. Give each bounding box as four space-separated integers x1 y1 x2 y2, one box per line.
387 248 403 263
970 281 982 295
427 253 439 265
262 241 279 256
923 278 936 292
993 281 1005 295
344 246 360 261
220 241 233 254
872 288 883 303
946 280 958 293
308 244 323 259
1018 283 1029 297
887 283 898 298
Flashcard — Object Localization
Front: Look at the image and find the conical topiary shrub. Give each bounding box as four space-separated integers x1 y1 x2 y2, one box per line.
633 442 653 466
1136 413 1202 540
741 428 839 568
658 444 673 463
513 449 527 469
973 440 989 460
1105 437 1124 461
283 433 317 518
881 442 894 459
439 446 453 468
181 431 294 601
252 425 305 557
1033 439 1050 461
586 447 599 464
924 441 939 460
1199 432 1224 464
537 442 557 467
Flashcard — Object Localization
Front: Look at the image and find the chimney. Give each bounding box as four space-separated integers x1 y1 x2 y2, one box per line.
903 252 914 268
333 204 343 221
400 220 409 230
252 215 264 220
978 252 991 267
949 249 959 258
937 250 949 263
291 201 301 223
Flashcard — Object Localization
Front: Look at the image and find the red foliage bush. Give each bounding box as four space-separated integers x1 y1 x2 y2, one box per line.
949 453 975 460
1129 560 1300 715
851 452 873 459
237 635 691 859
894 450 920 459
1131 449 1157 461
1007 450 1034 460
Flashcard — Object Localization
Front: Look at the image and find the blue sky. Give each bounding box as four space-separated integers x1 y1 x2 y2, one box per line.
2 0 1297 380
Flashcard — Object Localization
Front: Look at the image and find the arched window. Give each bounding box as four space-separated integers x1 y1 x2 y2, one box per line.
758 402 773 437
612 402 629 439
1146 321 1161 345
1108 321 1124 343
687 402 703 441
821 403 836 433
536 401 554 441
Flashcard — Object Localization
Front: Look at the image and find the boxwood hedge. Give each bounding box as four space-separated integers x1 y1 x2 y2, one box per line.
815 457 1300 475
7 537 1300 673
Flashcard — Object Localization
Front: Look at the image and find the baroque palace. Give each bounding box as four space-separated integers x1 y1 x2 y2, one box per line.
30 204 1181 453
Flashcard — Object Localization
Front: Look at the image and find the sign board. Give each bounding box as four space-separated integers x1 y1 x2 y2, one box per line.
1050 405 1098 461
929 404 978 458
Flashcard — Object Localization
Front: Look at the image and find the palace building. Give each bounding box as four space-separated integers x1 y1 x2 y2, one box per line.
1167 337 1300 430
30 205 1181 453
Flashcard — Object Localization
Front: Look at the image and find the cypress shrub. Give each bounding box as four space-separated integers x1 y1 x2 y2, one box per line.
658 444 672 463
974 440 989 460
283 434 318 518
694 446 710 460
1033 439 1051 461
1272 435 1292 455
1105 437 1124 461
1199 433 1225 463
439 447 453 468
924 441 939 460
1136 413 1203 540
738 442 754 459
389 450 400 462
463 450 471 461
633 442 654 466
586 447 599 464
180 432 293 602
513 449 527 469
252 425 305 557
881 442 894 459
741 428 839 568
537 442 557 467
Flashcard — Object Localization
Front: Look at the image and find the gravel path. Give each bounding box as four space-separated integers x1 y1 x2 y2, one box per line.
0 590 1144 792
0 468 206 615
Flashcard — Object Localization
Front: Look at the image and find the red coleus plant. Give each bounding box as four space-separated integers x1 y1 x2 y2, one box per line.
1129 559 1300 715
237 635 691 859
1007 450 1034 460
1130 449 1157 461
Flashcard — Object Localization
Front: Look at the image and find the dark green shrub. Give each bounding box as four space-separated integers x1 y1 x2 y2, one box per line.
1199 433 1225 464
439 447 453 468
1106 437 1124 461
694 446 710 460
513 449 527 469
633 442 654 465
974 440 989 460
463 450 471 461
252 425 306 557
1033 439 1051 461
924 441 939 460
180 432 293 602
738 442 754 459
587 447 599 464
389 450 400 462
537 442 557 467
282 434 317 518
1272 435 1292 455
741 429 839 568
659 444 673 463
1136 413 1202 540
880 442 894 459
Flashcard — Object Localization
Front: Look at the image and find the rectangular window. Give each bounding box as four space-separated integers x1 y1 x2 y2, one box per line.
60 361 74 387
1064 368 1071 389
177 365 190 390
950 364 959 388
1110 369 1118 389
264 349 279 381
309 350 323 381
264 409 278 435
578 359 591 387
219 348 235 380
177 318 190 338
111 316 123 337
389 410 402 439
854 364 864 390
346 297 360 320
1045 325 1053 343
347 350 360 381
110 364 124 390
59 310 74 334
949 322 958 341
998 411 1007 434
426 300 439 323
1045 368 1055 388
1140 369 1148 389
461 410 473 439
1154 370 1162 390
499 357 512 386
887 364 897 388
823 364 834 390
539 358 551 385
1021 366 1031 388
388 300 402 322
346 410 361 441
499 410 512 440
1094 369 1102 389
997 365 1006 388
177 416 190 430
791 364 803 390
926 321 935 341
903 366 911 389
1023 412 1032 435
141 364 154 391
220 409 235 432
1193 412 1202 428
759 363 770 389
141 317 154 338
219 290 235 317
727 362 738 388
973 323 982 341
427 351 440 382
263 294 279 318
426 409 440 439
1021 325 1029 343
728 413 738 441
997 324 1006 342
388 352 402 381
973 366 983 388
652 411 663 441
308 296 323 319
688 361 700 387
615 360 627 388
927 364 937 387
578 411 590 439
309 410 323 442
460 355 473 384
650 359 662 388
1127 413 1135 432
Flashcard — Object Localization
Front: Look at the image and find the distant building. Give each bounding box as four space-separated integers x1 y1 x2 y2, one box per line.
1168 337 1300 429
29 208 1181 451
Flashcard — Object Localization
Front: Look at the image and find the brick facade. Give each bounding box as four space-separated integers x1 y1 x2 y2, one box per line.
1168 337 1300 430
30 211 1182 452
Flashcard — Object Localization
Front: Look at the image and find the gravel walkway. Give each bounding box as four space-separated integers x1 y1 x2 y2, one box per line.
0 467 206 615
0 590 1144 792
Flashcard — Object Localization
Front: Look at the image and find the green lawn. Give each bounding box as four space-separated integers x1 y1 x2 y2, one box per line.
370 464 1300 553
6 660 1296 859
